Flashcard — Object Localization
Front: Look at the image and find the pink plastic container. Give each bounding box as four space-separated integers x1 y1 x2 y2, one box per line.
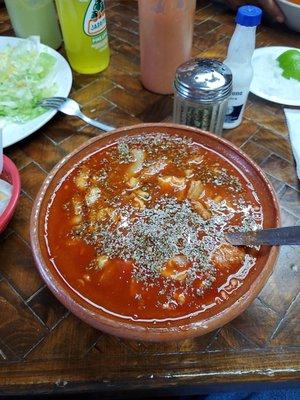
0 155 21 233
138 0 196 94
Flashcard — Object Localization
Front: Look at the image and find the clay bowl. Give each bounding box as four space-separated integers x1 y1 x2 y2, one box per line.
30 123 280 342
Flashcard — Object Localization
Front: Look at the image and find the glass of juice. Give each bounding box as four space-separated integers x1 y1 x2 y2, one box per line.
138 0 196 94
4 0 62 49
55 0 110 74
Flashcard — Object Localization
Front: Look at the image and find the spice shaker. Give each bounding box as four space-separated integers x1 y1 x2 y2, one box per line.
173 58 232 135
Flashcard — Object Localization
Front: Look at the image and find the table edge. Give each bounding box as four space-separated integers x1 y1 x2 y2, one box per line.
0 348 299 395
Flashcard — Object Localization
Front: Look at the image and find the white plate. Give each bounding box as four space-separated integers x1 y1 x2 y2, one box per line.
250 46 300 106
0 36 72 148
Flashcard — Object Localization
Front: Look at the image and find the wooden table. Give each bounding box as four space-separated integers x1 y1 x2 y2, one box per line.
0 0 299 397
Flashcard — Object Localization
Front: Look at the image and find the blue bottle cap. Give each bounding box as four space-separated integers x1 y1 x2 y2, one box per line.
236 5 262 27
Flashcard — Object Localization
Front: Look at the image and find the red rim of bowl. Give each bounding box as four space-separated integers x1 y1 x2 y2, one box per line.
0 155 21 232
30 123 280 341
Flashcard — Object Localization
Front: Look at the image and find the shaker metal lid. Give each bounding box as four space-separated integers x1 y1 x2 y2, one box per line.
174 58 232 102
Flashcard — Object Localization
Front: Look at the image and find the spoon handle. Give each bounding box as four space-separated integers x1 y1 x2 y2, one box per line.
78 112 115 132
226 226 300 246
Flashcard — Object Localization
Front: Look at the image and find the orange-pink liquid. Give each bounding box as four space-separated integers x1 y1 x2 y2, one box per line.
138 0 196 94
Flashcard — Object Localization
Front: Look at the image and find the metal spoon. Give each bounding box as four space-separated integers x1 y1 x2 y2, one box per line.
226 226 300 246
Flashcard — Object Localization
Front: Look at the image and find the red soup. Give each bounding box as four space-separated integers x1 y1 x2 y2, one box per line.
45 133 263 322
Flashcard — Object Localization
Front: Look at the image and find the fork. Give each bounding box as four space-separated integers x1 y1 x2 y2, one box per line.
39 97 115 132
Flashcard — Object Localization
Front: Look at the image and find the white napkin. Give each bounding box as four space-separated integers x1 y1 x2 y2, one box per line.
0 178 12 216
0 120 4 174
284 108 300 180
0 122 12 216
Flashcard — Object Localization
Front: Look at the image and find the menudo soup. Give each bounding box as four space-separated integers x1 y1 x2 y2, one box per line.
45 133 263 322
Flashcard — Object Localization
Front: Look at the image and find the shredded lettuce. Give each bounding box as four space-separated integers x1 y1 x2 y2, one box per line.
0 36 57 123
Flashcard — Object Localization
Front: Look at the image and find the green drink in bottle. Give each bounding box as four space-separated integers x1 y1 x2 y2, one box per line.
4 0 62 49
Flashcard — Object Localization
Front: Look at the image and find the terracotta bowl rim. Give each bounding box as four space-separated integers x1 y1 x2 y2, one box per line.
30 123 280 341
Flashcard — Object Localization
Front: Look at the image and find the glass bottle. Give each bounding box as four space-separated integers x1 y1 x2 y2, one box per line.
55 0 110 74
138 0 196 95
4 0 62 49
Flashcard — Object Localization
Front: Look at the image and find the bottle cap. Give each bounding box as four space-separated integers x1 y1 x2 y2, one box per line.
174 58 232 103
236 5 262 27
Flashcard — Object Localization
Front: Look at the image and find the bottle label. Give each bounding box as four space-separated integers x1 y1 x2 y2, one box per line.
83 0 108 49
224 90 248 123
224 104 243 123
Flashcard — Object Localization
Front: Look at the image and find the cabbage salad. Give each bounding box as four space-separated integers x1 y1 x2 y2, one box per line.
0 36 57 123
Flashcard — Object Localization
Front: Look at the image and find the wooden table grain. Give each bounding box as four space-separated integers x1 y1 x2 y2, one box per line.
0 0 299 397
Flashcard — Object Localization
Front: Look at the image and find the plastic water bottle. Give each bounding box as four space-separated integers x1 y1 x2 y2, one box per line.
223 5 262 130
138 0 196 94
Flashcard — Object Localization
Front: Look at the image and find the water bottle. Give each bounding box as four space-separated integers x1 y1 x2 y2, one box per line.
223 5 262 129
